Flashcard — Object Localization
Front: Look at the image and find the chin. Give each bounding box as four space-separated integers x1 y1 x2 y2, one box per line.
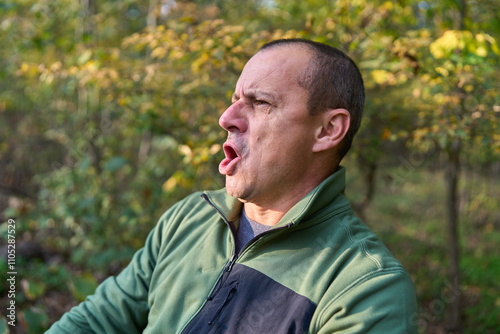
225 188 239 198
224 178 240 198
224 178 248 200
225 186 246 200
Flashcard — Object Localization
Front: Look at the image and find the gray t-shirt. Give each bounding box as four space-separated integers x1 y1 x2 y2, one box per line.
234 208 272 255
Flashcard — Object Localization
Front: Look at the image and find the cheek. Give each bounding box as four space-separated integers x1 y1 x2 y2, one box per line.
264 143 293 166
250 120 312 163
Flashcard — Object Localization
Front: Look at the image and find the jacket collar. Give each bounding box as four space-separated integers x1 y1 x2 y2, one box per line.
203 166 350 228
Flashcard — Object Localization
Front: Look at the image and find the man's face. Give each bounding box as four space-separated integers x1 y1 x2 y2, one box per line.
219 46 323 208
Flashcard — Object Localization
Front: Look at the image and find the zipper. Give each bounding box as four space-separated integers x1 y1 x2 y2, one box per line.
206 252 237 301
180 194 296 334
202 193 239 301
180 195 240 334
201 193 294 300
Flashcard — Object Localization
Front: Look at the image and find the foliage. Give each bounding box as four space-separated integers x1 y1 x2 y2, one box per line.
406 30 500 154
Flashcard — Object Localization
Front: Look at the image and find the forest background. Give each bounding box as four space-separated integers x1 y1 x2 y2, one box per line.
1 0 499 333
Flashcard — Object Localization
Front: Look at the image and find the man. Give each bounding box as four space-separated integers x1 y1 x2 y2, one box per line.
48 39 417 333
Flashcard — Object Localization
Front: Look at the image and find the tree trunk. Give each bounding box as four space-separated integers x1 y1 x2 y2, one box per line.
446 138 462 333
458 0 467 29
76 0 97 44
353 155 378 222
362 161 377 212
148 0 158 28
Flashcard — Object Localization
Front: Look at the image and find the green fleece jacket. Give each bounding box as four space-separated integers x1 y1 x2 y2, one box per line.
47 167 418 333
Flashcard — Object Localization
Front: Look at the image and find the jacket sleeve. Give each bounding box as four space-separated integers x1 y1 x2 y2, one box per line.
314 269 418 334
46 220 164 333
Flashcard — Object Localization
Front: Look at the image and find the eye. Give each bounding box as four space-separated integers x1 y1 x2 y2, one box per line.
254 100 269 106
253 99 272 114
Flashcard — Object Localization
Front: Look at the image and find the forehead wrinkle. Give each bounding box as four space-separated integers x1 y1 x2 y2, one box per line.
233 81 280 103
244 88 279 101
237 65 277 93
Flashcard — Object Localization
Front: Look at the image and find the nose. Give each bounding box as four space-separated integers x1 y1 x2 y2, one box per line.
219 101 248 133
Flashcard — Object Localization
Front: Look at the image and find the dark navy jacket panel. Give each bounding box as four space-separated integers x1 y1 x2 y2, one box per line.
182 263 317 334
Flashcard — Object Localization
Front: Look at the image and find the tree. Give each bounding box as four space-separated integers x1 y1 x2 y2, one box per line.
421 30 499 331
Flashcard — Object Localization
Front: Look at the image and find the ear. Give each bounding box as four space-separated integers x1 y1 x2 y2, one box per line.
312 108 350 153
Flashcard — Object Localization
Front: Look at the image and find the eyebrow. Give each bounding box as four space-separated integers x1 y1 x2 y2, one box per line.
232 89 279 102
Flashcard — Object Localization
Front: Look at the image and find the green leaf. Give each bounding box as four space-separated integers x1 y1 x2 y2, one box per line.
69 273 98 302
22 307 48 334
0 315 9 334
104 157 127 171
77 50 92 65
78 156 91 172
21 279 47 300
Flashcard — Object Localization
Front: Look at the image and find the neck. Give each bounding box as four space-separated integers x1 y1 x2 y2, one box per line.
241 179 321 226
242 163 339 226
242 202 287 227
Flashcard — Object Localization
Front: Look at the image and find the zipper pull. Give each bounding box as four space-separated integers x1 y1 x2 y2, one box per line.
207 256 237 301
224 254 237 272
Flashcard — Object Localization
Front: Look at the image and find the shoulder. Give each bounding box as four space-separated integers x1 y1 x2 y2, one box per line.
310 211 417 332
331 208 405 271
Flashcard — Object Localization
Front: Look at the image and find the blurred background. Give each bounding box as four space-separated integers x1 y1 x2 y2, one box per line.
1 0 499 333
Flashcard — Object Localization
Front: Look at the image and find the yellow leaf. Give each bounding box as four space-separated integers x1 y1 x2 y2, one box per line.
491 42 500 56
475 46 487 57
50 61 62 72
210 144 221 155
382 1 393 11
178 145 193 159
191 53 210 73
435 67 449 77
151 46 167 59
204 39 215 49
371 70 396 85
430 30 462 58
464 85 474 93
163 177 177 192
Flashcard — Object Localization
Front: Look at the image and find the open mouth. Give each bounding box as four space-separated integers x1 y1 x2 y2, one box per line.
219 143 241 175
224 144 238 160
